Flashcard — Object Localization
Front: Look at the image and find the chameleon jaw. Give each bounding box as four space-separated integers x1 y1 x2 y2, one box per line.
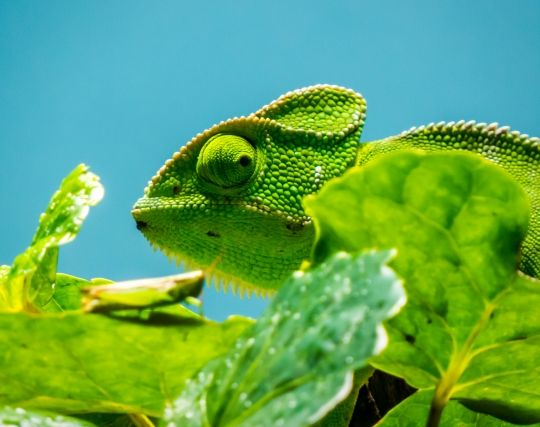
138 236 276 299
132 198 314 296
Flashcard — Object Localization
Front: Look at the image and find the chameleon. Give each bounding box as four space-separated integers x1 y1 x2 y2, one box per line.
132 84 539 295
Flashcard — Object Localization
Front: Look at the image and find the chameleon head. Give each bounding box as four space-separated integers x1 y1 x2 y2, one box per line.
132 85 366 294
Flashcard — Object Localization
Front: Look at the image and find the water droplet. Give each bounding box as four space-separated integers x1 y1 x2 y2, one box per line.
268 347 276 355
185 411 194 419
293 271 304 279
345 356 354 364
293 312 301 320
244 399 252 408
239 392 248 401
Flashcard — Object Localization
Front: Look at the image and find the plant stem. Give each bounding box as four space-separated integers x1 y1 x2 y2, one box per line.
426 302 496 427
426 391 444 427
128 413 155 427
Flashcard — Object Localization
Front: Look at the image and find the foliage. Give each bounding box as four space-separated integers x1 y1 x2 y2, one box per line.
163 250 404 427
305 150 540 426
0 165 251 424
2 150 538 426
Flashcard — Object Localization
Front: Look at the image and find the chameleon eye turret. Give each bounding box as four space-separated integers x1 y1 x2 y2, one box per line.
196 134 257 190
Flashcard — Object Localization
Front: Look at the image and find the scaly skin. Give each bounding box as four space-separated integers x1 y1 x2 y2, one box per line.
132 85 539 293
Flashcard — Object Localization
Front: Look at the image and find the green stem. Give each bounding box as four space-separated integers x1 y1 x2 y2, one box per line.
426 384 448 427
426 302 495 427
128 413 155 427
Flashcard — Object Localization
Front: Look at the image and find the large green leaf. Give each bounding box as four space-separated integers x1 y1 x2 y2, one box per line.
163 250 405 427
2 164 104 311
304 151 540 424
0 310 252 416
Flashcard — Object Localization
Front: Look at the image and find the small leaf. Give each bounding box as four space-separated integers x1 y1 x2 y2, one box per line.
2 164 104 311
305 151 540 424
81 270 204 312
0 406 97 427
163 250 405 427
0 310 252 416
41 273 93 312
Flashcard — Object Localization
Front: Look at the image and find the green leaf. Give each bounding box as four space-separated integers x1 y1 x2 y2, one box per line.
304 150 540 424
0 407 97 427
0 310 252 416
81 271 204 313
2 164 104 311
41 270 205 314
163 250 405 427
41 273 93 312
378 390 540 427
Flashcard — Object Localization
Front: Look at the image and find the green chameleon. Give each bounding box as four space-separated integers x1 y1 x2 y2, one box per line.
132 85 539 295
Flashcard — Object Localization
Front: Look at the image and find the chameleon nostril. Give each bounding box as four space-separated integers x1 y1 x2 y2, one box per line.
136 220 148 231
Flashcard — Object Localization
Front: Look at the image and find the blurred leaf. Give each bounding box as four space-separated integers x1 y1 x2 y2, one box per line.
0 406 97 427
0 310 252 416
163 250 405 427
305 151 540 424
1 164 104 311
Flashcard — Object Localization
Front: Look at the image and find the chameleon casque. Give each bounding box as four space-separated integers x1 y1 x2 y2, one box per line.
132 85 539 294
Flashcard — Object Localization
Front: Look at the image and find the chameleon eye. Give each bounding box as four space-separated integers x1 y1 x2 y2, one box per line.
196 134 257 189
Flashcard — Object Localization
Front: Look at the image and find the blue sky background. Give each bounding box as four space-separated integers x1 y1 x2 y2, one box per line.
0 0 539 320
